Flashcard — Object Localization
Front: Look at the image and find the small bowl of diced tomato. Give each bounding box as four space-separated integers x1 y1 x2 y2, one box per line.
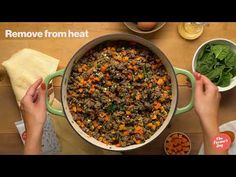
164 132 191 155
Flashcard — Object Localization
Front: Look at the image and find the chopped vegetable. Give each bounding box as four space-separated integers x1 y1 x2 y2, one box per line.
67 40 172 147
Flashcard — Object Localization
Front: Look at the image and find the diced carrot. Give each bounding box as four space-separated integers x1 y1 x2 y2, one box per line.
156 121 161 127
106 81 112 86
151 64 158 70
135 56 142 60
128 65 133 70
172 134 179 139
146 123 156 130
138 73 144 79
93 77 100 82
162 75 168 82
79 78 87 85
123 131 129 136
176 145 182 151
126 111 131 116
122 56 129 62
153 101 161 110
148 83 152 88
151 114 157 120
78 88 83 93
151 124 156 130
105 73 110 80
89 85 96 94
165 86 171 90
133 137 141 144
119 124 126 130
111 47 116 52
157 78 164 86
134 126 144 135
127 73 132 80
163 93 169 99
104 115 110 121
122 50 127 55
102 139 108 144
131 60 137 65
76 106 83 113
76 120 85 128
82 64 88 71
147 123 153 128
135 92 142 100
92 121 98 128
78 67 83 73
133 66 138 71
101 64 108 73
89 86 96 94
72 106 77 112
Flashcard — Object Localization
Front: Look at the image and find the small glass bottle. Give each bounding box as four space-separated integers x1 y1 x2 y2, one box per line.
178 22 206 40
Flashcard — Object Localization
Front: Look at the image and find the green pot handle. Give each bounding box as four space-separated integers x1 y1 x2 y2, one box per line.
174 67 195 115
45 69 65 117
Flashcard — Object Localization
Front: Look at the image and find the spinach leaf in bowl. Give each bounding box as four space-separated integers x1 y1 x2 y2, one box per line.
218 72 233 87
230 67 236 77
225 52 236 67
211 44 230 60
196 43 236 87
205 65 224 81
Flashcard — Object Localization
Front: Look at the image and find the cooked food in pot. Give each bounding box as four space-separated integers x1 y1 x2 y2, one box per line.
67 40 172 147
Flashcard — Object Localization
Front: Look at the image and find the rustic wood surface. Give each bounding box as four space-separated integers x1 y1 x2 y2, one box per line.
1 22 236 154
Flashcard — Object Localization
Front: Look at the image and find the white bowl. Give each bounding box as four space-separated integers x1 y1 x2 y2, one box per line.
192 38 236 92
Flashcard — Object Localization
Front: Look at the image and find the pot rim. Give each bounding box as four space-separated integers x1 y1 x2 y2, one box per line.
60 33 179 151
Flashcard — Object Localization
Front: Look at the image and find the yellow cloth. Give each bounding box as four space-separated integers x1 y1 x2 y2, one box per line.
2 48 59 106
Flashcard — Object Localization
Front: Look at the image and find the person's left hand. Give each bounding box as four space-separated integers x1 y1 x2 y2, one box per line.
20 78 47 154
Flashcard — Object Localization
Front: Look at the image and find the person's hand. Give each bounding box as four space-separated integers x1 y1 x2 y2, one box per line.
194 72 221 135
194 72 226 154
20 78 46 154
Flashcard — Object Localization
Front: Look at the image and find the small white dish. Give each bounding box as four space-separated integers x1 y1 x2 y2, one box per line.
192 38 236 92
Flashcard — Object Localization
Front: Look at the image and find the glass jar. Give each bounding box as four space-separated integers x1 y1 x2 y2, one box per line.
178 22 206 40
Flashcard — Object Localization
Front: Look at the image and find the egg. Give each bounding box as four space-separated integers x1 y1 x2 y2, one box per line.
137 22 157 31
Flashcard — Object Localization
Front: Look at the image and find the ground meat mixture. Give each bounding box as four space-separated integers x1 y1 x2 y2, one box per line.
67 40 172 147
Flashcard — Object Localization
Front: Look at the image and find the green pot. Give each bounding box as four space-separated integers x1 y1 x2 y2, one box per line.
45 33 195 151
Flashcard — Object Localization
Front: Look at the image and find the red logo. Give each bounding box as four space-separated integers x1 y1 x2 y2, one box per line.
22 131 27 141
211 133 231 152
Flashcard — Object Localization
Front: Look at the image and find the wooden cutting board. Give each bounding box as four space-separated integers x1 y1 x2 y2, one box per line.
1 22 236 154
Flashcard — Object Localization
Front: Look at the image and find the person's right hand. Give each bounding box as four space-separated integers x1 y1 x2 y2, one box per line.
194 72 221 135
194 72 226 154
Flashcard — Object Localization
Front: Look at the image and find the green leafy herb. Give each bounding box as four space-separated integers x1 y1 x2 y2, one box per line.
211 44 230 60
218 73 233 87
106 102 117 113
143 64 148 78
225 52 236 67
196 43 236 87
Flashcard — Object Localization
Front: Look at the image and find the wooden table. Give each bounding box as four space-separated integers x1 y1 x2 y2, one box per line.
1 22 236 154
